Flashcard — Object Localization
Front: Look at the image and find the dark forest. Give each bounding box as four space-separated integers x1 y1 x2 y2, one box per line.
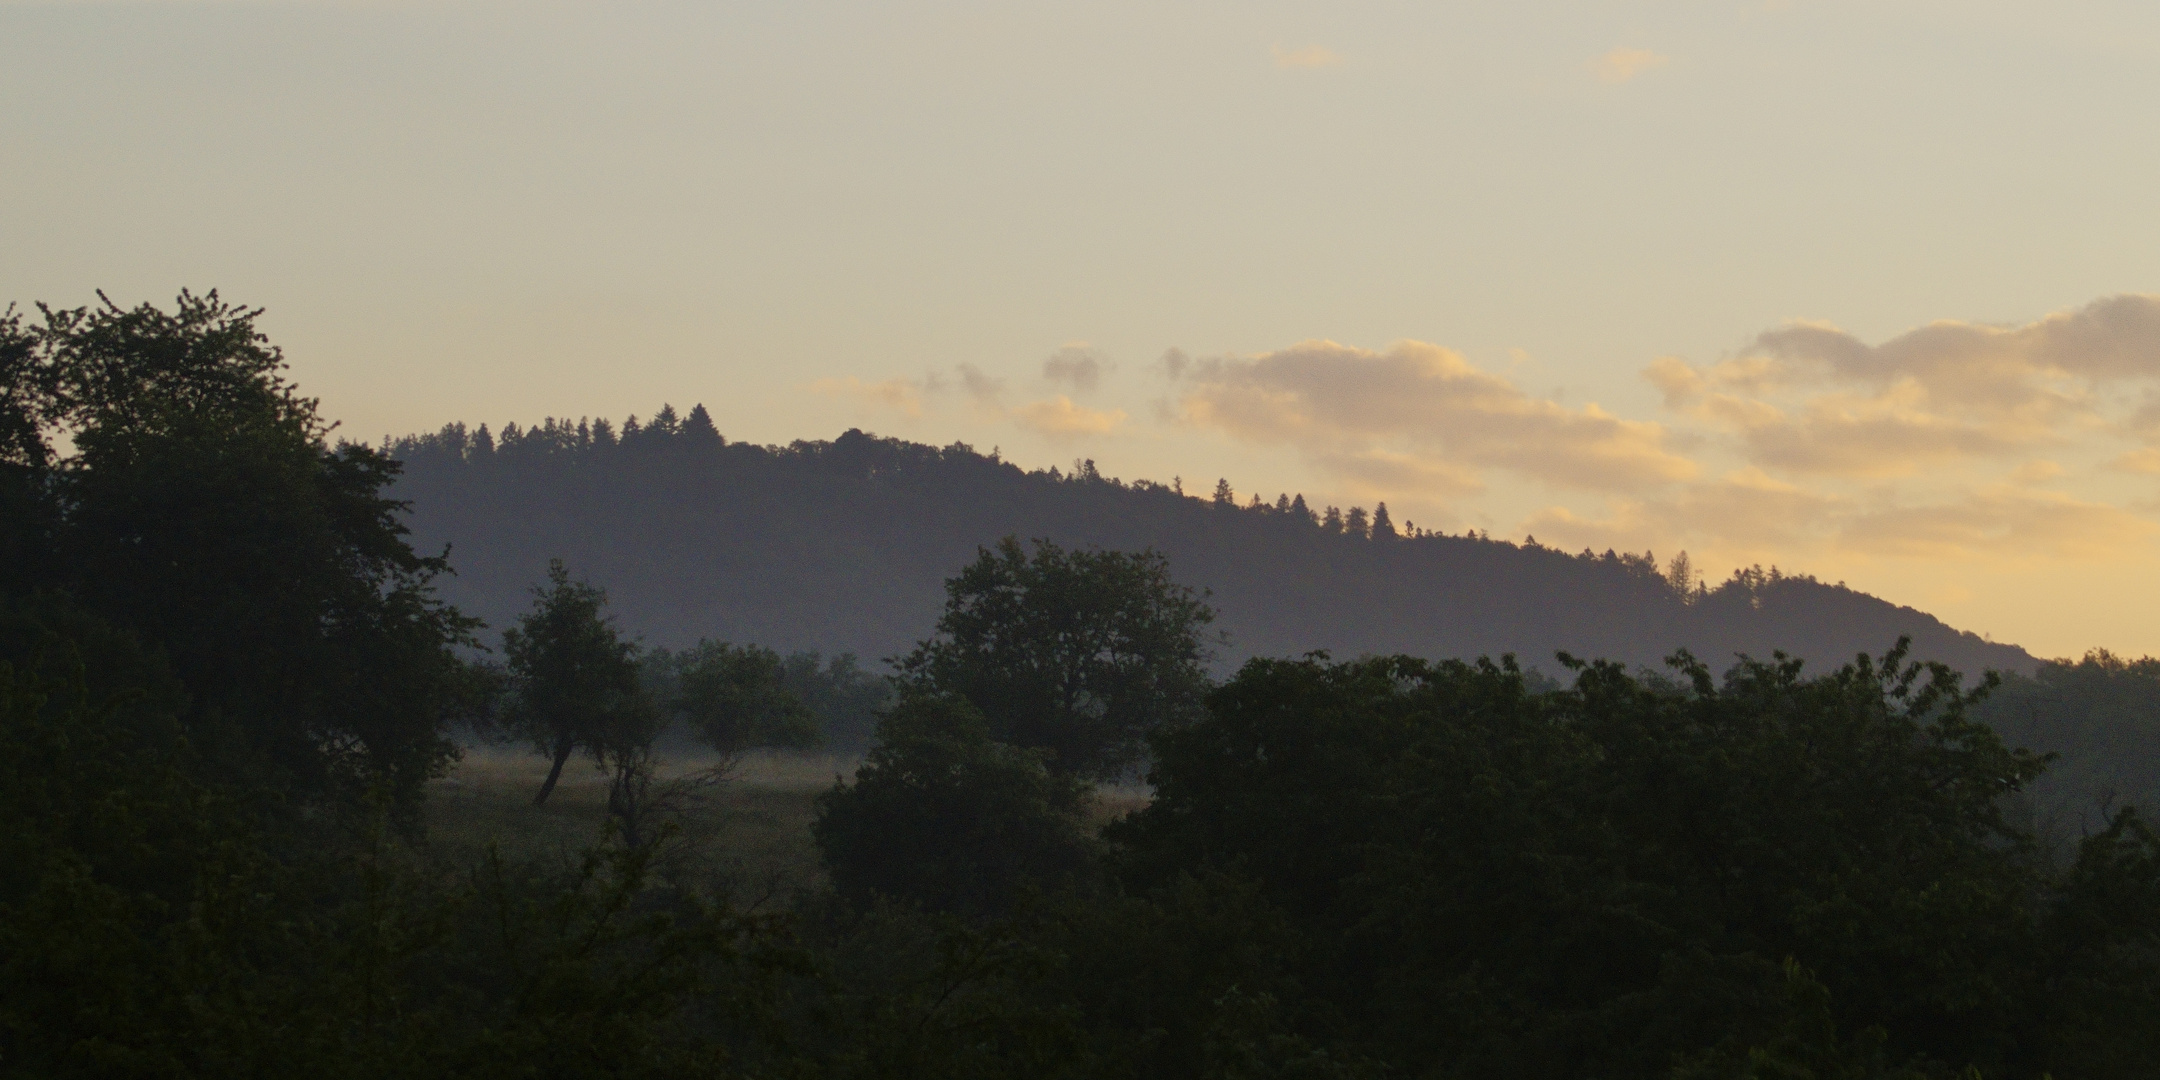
384 411 2032 678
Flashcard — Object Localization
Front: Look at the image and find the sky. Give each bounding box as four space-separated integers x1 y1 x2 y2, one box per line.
6 0 2160 659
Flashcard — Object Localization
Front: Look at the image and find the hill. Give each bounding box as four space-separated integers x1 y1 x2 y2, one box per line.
386 412 2033 681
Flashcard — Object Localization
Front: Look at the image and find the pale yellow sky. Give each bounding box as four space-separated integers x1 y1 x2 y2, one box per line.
6 0 2160 658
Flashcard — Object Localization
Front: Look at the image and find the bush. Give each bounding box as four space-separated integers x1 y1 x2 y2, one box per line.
813 694 1098 918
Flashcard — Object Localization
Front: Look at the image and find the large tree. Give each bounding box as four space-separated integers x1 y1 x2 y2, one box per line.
500 559 650 805
656 641 821 764
2 291 480 809
895 536 1216 780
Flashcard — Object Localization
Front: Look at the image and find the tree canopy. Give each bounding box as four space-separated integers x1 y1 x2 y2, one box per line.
499 559 651 805
1107 643 2159 1076
895 536 1215 780
813 693 1096 918
654 640 821 762
0 291 480 812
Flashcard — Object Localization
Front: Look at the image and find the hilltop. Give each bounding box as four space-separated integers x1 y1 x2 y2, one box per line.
387 412 2036 679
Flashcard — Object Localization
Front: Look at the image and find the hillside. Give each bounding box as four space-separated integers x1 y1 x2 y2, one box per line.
386 414 2037 680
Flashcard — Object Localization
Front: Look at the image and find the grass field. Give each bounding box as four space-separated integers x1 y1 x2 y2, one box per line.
425 748 1155 895
424 748 861 894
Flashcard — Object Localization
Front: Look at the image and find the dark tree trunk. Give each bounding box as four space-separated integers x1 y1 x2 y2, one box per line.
534 741 575 805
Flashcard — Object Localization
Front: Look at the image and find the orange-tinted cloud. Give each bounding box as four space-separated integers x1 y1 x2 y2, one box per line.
1595 47 1668 84
1174 338 1697 496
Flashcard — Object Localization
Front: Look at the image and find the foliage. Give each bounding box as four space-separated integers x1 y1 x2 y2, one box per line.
498 559 653 806
1976 649 2160 831
778 650 891 754
1108 641 2159 1077
656 640 822 761
1 291 481 814
896 536 1216 780
0 635 804 1079
813 694 1098 918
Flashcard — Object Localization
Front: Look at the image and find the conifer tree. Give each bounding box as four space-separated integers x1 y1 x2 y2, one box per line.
1371 502 1398 539
1667 550 1698 599
1213 478 1235 506
683 403 723 447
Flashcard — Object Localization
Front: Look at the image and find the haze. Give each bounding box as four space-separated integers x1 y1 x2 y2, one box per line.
6 0 2159 657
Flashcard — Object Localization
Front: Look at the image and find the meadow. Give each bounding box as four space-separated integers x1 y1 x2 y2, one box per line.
423 747 1153 895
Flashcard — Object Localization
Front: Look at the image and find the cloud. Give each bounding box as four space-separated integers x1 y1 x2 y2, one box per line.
956 363 1004 404
1011 395 1126 438
1744 295 2160 414
1175 338 1698 496
810 360 1127 442
809 376 924 418
2111 448 2160 475
1645 294 2160 477
1042 344 1108 392
1838 487 2159 562
1595 47 1668 84
1522 473 2155 567
1272 44 1342 70
1523 469 1837 556
1317 448 1486 499
2009 460 2065 485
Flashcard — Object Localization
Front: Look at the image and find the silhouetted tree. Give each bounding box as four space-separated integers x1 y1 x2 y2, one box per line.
813 693 1096 917
15 291 481 810
897 537 1215 779
661 640 820 763
1667 550 1698 599
682 403 722 447
780 651 893 753
1112 641 2148 1077
500 559 647 805
1370 502 1397 540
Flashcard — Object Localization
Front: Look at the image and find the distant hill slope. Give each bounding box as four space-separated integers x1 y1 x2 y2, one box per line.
387 419 2037 680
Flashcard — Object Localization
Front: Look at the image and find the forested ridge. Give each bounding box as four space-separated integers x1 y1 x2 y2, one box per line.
386 413 2034 677
7 293 2160 1078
